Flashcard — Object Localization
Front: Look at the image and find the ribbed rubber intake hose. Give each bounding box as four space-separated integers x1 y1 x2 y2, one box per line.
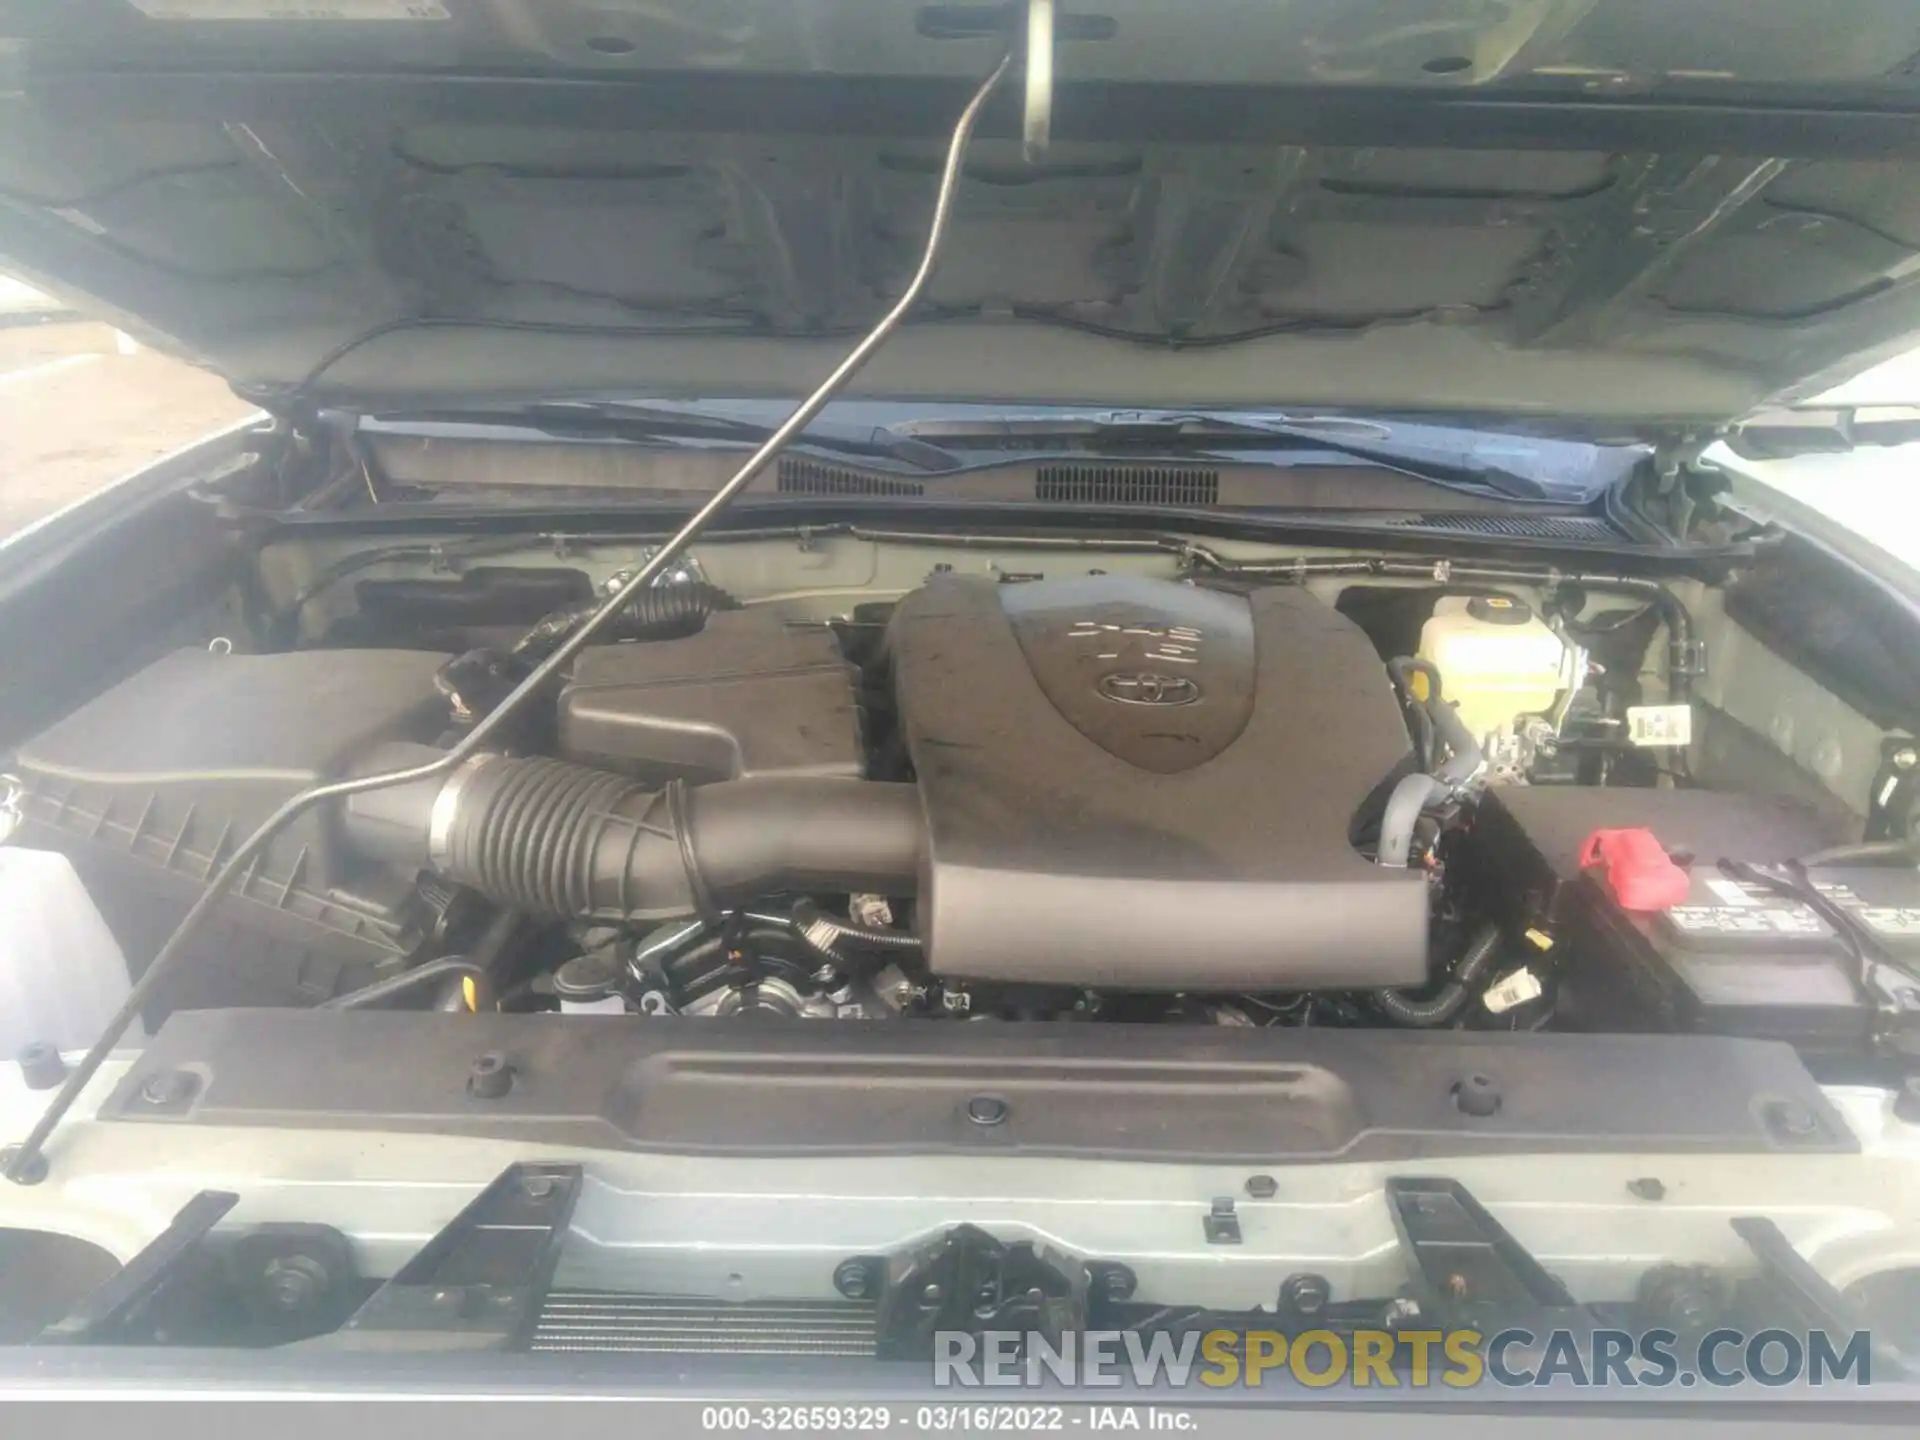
511 582 733 662
343 746 925 924
1375 922 1505 1027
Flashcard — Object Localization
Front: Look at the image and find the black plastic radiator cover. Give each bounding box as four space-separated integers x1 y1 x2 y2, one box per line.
103 1011 1855 1163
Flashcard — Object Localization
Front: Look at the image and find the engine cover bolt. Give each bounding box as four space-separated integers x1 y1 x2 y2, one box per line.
1452 1072 1501 1117
965 1094 1009 1127
1771 1101 1819 1137
467 1052 514 1099
138 1069 198 1107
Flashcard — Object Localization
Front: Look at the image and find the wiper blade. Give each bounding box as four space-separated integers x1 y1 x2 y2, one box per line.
369 401 964 473
896 412 1555 500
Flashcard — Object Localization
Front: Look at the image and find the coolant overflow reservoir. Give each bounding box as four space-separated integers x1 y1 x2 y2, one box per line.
0 847 141 1058
1418 594 1568 743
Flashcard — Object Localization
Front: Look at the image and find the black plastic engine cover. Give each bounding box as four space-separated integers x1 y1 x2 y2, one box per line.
890 575 1425 989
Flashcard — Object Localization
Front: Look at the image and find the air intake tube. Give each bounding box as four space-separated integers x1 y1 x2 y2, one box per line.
342 744 925 923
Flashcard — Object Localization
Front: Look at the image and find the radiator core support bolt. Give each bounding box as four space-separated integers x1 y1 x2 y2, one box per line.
833 1258 879 1301
1282 1272 1332 1316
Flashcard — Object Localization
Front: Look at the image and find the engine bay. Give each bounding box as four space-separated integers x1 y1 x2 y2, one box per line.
7 528 1913 1079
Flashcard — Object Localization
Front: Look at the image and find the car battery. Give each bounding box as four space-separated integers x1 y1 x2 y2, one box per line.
1579 868 1871 1057
1810 868 1920 964
1461 787 1875 1061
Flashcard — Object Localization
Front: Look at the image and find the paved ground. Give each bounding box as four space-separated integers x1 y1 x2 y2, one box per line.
0 321 257 537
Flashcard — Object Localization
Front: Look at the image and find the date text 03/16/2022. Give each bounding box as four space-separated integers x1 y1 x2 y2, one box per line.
702 1407 1193 1432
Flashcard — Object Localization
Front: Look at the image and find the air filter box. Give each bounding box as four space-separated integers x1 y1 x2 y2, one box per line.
9 647 454 1013
558 610 865 785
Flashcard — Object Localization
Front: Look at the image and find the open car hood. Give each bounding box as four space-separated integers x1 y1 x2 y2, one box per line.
7 0 1920 430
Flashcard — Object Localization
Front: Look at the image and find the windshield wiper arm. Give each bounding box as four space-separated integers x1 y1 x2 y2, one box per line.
1222 417 1556 501
896 413 1556 500
370 401 965 473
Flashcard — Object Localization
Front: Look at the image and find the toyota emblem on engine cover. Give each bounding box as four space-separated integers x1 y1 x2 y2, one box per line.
1098 671 1201 706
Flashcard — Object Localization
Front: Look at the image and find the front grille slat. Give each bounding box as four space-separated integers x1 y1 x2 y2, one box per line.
1035 464 1219 507
531 1291 879 1356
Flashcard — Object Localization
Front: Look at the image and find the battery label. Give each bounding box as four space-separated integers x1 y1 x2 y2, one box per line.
1664 905 1829 937
1853 907 1920 938
1704 877 1761 907
1811 877 1920 947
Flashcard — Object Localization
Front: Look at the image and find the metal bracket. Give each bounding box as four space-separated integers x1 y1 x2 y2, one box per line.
1203 1196 1243 1245
37 1190 239 1344
320 1162 582 1351
871 1222 1087 1360
1670 636 1709 678
1384 1177 1577 1322
1731 1216 1912 1378
1730 1216 1859 1334
1866 735 1919 842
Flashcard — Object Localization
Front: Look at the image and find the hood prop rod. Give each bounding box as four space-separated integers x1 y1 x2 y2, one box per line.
1023 0 1056 161
1 48 1015 1188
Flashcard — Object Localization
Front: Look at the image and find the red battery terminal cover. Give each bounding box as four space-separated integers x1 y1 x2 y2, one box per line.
1578 827 1692 912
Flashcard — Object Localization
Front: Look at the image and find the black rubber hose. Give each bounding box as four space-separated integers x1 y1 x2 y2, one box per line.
322 957 491 1011
1387 656 1484 788
1375 923 1504 1027
793 899 923 960
1387 656 1443 700
510 582 734 662
1797 839 1920 869
434 905 525 1011
1377 772 1447 869
343 753 926 924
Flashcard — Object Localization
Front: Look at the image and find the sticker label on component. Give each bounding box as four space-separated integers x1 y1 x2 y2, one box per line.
1627 704 1693 748
1664 904 1829 937
128 1 448 18
1704 877 1761 907
1855 907 1920 939
1811 881 1920 942
1483 967 1543 1015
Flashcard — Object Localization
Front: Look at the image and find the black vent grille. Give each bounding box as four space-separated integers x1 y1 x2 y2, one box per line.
777 458 924 497
1378 514 1621 541
1035 464 1220 506
531 1291 878 1356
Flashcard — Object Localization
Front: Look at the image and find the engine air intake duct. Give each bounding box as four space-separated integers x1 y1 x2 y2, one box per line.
342 745 924 924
